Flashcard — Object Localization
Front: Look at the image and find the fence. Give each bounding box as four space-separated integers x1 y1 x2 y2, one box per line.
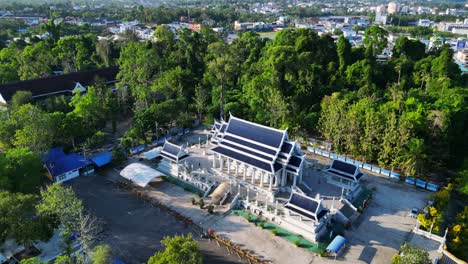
307 146 439 192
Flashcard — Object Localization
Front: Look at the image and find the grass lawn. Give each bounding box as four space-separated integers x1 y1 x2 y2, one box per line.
232 210 329 253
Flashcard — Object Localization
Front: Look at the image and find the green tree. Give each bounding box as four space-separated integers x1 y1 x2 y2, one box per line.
147 234 202 264
0 148 43 193
36 183 84 234
91 244 112 264
10 104 55 152
10 91 32 111
392 243 431 264
363 25 388 56
0 191 53 245
20 257 47 264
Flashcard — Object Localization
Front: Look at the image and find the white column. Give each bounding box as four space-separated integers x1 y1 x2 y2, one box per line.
212 154 217 168
281 166 287 186
269 174 273 191
293 174 297 188
227 159 231 174
243 165 247 181
251 169 256 184
299 163 303 183
220 156 224 171
235 162 239 177
275 172 279 187
259 172 264 188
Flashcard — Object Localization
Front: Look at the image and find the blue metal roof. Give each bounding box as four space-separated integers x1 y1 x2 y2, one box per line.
44 148 90 177
90 151 112 167
212 146 272 172
326 235 346 254
226 117 284 148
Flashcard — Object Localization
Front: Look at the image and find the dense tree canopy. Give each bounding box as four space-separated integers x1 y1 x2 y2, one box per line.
147 234 202 264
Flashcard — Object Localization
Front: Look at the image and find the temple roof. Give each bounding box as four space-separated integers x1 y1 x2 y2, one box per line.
211 115 304 174
325 159 363 182
284 191 328 222
161 142 188 163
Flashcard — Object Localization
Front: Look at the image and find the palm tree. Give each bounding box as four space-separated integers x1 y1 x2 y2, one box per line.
400 138 427 178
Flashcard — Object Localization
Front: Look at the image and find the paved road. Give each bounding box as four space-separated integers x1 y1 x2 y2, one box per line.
69 175 245 264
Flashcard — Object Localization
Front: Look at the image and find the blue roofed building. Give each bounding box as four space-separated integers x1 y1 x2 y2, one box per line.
44 148 94 183
90 151 112 168
210 114 305 196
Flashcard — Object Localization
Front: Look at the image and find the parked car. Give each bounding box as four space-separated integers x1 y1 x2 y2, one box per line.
409 207 419 218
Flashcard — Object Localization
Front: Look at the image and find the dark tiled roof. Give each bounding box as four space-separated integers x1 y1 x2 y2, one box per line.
285 204 316 220
212 146 272 172
280 142 293 154
160 152 177 162
288 155 302 168
331 160 357 175
223 136 276 156
220 124 227 133
316 209 329 221
162 142 181 157
226 117 284 148
289 192 318 213
327 169 355 181
0 67 118 102
274 162 283 172
222 141 273 162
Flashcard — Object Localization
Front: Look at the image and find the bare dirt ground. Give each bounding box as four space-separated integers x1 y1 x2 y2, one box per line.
68 175 245 264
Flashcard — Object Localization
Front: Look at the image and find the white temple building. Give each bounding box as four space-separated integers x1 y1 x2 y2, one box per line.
324 159 363 194
210 115 306 195
158 141 189 176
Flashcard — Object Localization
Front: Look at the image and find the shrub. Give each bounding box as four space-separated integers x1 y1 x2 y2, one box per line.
258 222 265 229
271 229 278 236
246 215 253 222
190 197 196 205
198 199 204 209
207 205 214 214
294 239 301 247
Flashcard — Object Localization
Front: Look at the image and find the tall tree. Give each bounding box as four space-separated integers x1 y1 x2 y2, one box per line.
147 234 202 264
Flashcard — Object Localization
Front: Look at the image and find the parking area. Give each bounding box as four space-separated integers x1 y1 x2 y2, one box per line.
308 154 431 263
68 175 244 264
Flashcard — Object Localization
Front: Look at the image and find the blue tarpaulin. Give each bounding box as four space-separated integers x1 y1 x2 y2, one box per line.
184 128 190 134
166 135 173 141
90 151 112 167
326 235 346 254
158 137 166 144
177 130 183 136
113 257 125 264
